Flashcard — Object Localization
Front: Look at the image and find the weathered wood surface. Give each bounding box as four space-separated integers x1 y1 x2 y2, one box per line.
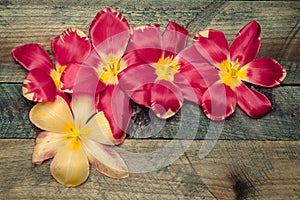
0 139 299 199
0 1 299 65
1 84 299 140
0 1 300 199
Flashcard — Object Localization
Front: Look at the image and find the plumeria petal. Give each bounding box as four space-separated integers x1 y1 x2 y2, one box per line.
50 140 89 187
82 139 128 179
71 95 96 130
30 96 74 133
32 132 68 164
194 30 229 65
236 82 272 118
81 111 125 145
240 58 287 87
51 28 91 66
230 20 261 66
162 22 188 54
150 80 184 118
96 85 131 139
11 43 52 72
89 8 130 57
201 83 236 120
22 69 57 102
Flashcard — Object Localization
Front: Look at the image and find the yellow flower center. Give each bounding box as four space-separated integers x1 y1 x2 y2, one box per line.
63 122 91 150
50 65 67 89
218 59 247 89
97 54 127 85
152 53 180 82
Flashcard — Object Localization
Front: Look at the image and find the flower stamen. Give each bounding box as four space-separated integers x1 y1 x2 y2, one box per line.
50 65 67 89
97 54 127 85
218 59 244 89
153 53 180 82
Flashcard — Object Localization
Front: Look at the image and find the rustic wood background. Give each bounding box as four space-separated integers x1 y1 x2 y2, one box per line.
0 0 299 199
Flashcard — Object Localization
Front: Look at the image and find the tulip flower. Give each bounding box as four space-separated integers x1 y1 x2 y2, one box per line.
69 8 134 139
31 95 128 187
12 29 91 102
181 21 286 120
119 22 200 118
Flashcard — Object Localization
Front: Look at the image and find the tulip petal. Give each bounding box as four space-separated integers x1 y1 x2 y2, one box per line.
240 58 287 87
81 47 102 69
236 82 272 118
162 22 188 54
174 68 204 104
194 30 229 65
68 49 104 95
11 43 52 72
150 80 184 118
32 131 68 164
81 111 125 145
71 95 95 130
82 139 128 179
30 96 75 133
201 83 236 120
118 61 156 107
89 8 130 57
96 85 131 139
131 24 161 50
60 63 80 93
71 64 106 96
51 28 91 66
129 84 154 108
130 24 163 63
50 140 89 187
22 69 57 102
230 20 261 66
176 44 220 103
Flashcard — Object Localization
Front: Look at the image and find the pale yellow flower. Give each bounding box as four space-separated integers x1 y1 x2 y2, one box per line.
30 95 128 187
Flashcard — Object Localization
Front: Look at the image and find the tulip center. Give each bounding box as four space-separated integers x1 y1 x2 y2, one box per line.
50 65 67 89
218 59 246 89
64 123 84 150
97 54 127 85
153 53 180 82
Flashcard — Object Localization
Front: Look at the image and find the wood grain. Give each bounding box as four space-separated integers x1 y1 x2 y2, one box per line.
0 139 299 199
0 1 299 199
0 84 299 140
1 1 299 66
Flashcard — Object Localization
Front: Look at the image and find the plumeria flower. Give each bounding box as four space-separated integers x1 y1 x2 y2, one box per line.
68 8 134 139
31 95 128 187
118 22 200 118
182 20 286 120
11 28 91 102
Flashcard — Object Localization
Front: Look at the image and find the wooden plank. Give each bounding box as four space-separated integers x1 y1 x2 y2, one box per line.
0 139 299 199
1 1 299 67
0 83 299 140
0 139 214 199
189 140 300 199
